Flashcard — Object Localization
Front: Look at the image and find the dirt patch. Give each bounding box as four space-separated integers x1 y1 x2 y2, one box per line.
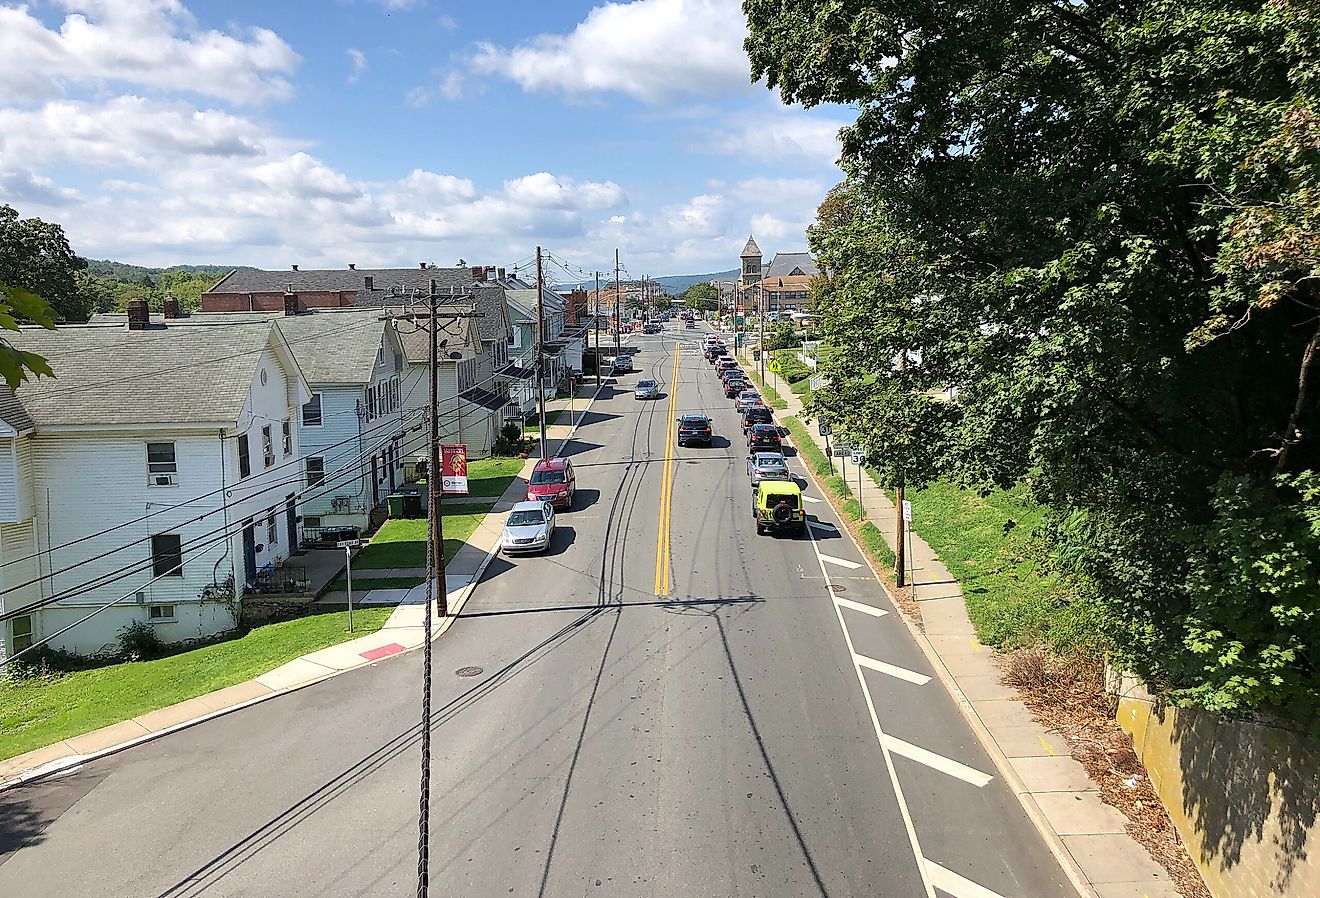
1000 647 1210 898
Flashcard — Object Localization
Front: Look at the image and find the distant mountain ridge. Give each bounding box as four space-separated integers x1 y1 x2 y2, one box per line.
653 269 739 295
85 259 256 281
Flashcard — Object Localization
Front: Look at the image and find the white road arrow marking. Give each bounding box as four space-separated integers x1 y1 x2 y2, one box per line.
855 654 931 685
833 596 889 618
806 518 838 531
883 735 994 787
925 860 1009 898
817 552 863 570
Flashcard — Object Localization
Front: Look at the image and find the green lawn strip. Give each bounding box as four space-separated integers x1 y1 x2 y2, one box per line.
0 608 392 762
903 481 1109 656
327 575 424 591
466 456 524 498
859 522 896 568
355 504 496 569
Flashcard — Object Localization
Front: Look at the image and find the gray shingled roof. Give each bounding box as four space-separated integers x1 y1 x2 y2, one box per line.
5 321 283 427
0 387 36 433
766 252 818 279
394 307 479 365
208 266 477 296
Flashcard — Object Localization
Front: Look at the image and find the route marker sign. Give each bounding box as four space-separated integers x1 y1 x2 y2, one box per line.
818 422 832 437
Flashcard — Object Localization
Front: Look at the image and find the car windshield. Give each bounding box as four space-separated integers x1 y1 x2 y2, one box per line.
507 510 545 526
637 380 656 388
530 470 566 485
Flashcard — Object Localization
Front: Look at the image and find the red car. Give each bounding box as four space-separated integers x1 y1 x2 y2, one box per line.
526 456 576 509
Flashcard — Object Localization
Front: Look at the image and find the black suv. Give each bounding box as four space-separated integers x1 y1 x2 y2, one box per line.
747 423 783 452
676 414 713 447
741 406 774 432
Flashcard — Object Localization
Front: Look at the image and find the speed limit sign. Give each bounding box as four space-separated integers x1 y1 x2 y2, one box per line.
851 448 864 465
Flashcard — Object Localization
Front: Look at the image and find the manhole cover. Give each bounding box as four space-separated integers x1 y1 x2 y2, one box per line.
828 584 846 593
455 666 484 677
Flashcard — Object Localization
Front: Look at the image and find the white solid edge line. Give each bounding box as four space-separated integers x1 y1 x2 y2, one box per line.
883 734 994 787
817 552 863 570
807 516 938 898
925 860 1010 898
833 596 889 618
856 653 932 685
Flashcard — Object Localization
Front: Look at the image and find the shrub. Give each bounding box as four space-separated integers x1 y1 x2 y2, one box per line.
493 421 525 457
118 620 165 661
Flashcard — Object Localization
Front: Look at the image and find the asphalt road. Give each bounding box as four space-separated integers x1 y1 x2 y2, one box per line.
0 325 1076 898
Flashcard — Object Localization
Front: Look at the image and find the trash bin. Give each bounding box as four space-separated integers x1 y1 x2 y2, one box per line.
402 493 423 519
387 493 406 519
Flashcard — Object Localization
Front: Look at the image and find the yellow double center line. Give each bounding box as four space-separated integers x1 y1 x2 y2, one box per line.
654 341 682 596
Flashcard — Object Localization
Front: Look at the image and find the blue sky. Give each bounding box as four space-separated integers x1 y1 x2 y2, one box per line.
0 0 853 278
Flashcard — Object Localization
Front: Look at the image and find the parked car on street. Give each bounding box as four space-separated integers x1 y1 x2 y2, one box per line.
746 451 791 487
753 481 806 535
747 423 783 451
676 414 713 447
741 405 774 432
634 378 659 400
500 500 557 554
527 456 576 509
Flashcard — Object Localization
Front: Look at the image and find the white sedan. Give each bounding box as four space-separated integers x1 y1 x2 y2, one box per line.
500 500 556 555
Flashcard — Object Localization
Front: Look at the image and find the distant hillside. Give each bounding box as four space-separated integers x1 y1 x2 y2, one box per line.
85 259 255 281
79 260 258 316
653 269 739 296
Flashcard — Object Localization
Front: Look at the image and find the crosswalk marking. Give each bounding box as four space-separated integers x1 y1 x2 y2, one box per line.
855 654 931 685
883 735 994 787
817 552 862 570
925 860 1008 898
833 596 888 618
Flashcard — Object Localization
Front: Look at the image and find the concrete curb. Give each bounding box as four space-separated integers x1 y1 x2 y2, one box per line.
0 387 613 793
781 421 1097 898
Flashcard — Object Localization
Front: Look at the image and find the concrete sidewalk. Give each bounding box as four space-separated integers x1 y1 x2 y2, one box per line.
758 356 1177 898
1 384 611 790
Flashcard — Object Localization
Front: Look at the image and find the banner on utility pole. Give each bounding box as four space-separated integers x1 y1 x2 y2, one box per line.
441 444 469 494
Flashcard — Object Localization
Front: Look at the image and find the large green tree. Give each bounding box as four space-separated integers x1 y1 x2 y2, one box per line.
747 1 1320 719
681 281 720 312
0 204 90 323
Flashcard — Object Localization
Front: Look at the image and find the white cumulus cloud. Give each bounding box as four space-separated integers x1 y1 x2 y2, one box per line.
469 0 751 102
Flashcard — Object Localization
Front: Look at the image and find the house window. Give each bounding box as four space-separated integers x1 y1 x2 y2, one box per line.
237 433 251 479
147 442 177 483
302 393 323 427
303 515 321 530
10 615 33 654
267 513 278 545
511 328 522 349
306 456 325 487
148 604 175 622
151 534 184 578
261 425 274 467
282 420 292 456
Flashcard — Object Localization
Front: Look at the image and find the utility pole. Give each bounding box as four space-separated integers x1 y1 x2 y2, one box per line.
594 271 601 389
614 248 621 358
418 277 441 898
535 246 548 459
895 347 907 590
758 281 766 384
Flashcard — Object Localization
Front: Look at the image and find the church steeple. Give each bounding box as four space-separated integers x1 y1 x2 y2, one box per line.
739 234 763 287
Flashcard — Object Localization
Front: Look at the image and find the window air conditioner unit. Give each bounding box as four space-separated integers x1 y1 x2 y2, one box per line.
153 474 177 486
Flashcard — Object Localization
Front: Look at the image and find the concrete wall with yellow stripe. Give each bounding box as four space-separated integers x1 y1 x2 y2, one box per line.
1114 683 1319 897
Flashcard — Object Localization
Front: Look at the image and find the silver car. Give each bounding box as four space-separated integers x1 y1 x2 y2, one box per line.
746 451 791 487
634 378 660 400
500 500 556 555
735 390 762 413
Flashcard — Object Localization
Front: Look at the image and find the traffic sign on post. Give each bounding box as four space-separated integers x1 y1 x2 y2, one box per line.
818 422 832 437
336 539 362 549
851 448 864 465
902 500 912 523
833 446 850 458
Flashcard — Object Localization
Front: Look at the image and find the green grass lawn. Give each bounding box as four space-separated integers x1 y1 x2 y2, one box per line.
904 481 1110 656
742 367 788 410
0 607 392 761
467 456 525 498
355 504 495 569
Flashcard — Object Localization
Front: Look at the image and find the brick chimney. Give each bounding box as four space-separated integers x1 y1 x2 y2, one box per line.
419 262 427 269
472 266 487 282
291 264 299 271
162 295 182 319
364 275 374 290
127 299 149 330
283 290 298 316
348 263 356 270
497 267 505 280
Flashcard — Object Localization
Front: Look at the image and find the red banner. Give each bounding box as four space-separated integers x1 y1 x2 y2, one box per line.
441 444 468 494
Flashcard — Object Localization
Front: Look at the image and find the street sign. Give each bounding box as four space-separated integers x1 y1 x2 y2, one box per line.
818 422 833 437
902 500 912 523
833 446 850 458
336 538 362 549
768 359 781 374
851 448 864 465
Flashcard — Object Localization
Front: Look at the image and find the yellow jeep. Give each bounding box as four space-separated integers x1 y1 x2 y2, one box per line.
753 480 806 535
